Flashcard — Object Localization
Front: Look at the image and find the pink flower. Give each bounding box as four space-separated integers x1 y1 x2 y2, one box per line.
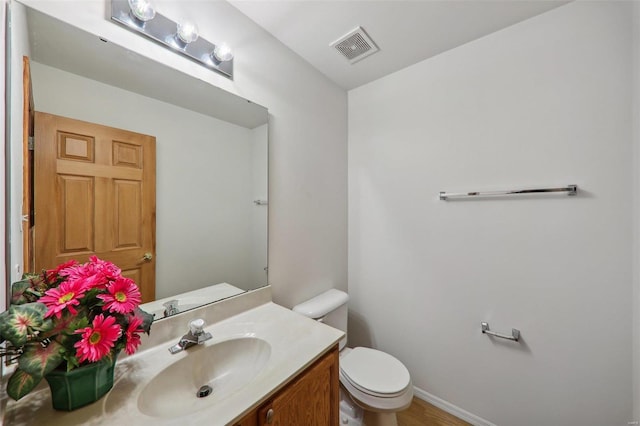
58 256 121 290
89 256 122 285
97 277 142 314
74 314 121 363
40 279 89 318
45 259 78 283
124 316 144 355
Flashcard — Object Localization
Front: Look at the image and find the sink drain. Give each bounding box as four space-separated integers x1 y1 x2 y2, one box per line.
197 385 213 398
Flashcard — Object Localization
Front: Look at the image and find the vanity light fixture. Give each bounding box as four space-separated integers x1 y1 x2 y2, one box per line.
110 0 233 79
127 0 155 22
213 42 233 62
176 21 199 44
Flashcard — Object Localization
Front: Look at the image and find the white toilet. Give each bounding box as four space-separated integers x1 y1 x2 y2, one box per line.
293 289 413 426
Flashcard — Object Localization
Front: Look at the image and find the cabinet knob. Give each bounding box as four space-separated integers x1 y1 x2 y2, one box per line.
265 408 274 424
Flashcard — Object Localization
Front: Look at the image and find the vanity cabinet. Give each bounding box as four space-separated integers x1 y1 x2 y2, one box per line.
232 345 339 426
233 411 258 426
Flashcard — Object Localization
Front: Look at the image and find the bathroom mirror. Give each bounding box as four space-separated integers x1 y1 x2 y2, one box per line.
7 4 269 319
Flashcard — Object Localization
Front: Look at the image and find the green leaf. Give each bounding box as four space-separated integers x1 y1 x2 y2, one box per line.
0 303 47 346
10 274 45 305
25 288 43 299
82 288 102 310
10 280 31 305
18 340 64 376
38 318 55 333
7 369 41 401
63 353 80 372
21 272 41 281
134 307 154 335
41 313 74 340
68 315 89 333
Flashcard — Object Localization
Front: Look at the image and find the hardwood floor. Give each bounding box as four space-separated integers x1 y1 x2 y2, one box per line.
397 397 471 426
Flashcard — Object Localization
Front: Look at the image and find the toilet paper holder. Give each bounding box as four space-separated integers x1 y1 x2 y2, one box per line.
481 322 520 342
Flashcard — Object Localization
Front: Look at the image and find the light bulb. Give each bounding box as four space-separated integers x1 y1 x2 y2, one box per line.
176 21 199 44
128 0 155 22
213 43 233 62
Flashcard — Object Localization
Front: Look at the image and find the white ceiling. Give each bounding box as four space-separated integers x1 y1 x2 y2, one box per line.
229 0 569 90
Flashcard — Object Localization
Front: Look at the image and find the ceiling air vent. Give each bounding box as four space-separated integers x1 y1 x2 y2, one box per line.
330 26 379 64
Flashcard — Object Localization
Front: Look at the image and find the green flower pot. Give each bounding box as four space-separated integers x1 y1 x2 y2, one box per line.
44 354 117 411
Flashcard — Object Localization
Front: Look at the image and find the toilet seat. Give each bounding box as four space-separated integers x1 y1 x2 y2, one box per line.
340 347 410 397
339 347 413 412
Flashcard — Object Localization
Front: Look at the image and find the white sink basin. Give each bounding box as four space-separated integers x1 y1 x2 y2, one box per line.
137 337 271 418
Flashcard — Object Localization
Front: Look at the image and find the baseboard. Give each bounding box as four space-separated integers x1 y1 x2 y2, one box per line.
413 386 496 426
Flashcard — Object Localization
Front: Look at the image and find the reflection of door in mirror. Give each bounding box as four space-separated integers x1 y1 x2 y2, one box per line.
32 112 156 302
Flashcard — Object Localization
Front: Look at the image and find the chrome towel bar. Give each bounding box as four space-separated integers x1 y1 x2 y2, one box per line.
439 184 577 200
481 322 520 342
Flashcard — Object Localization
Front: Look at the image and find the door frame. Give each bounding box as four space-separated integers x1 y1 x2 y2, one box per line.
22 56 34 273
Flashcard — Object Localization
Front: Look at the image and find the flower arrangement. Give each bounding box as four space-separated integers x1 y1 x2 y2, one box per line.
0 256 153 401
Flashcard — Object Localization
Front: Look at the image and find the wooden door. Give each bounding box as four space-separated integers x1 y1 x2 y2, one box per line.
34 112 156 302
258 346 339 426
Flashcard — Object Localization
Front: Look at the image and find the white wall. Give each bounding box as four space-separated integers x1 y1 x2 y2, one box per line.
30 62 264 297
250 123 268 286
6 0 29 300
349 2 633 425
0 1 6 312
14 0 348 308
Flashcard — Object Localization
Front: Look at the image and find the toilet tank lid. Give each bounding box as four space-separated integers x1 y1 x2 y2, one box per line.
292 289 349 319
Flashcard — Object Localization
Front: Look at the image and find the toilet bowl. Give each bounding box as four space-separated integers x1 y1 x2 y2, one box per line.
339 347 413 426
293 289 413 426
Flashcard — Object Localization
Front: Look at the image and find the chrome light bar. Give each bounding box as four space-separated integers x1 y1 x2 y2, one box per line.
110 0 233 79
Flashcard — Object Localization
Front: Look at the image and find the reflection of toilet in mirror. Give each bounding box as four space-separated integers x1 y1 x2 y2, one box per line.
293 289 413 426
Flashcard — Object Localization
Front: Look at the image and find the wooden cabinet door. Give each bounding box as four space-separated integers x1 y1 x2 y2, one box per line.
34 112 156 302
233 410 258 426
258 346 339 426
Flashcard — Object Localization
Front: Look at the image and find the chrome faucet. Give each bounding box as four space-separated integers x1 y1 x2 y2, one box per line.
168 319 212 354
163 300 180 317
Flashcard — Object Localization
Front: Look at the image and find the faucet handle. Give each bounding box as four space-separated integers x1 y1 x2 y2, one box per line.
163 299 179 309
189 319 205 336
162 300 180 317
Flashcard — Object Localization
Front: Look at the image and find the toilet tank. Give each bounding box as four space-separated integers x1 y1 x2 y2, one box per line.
292 289 349 350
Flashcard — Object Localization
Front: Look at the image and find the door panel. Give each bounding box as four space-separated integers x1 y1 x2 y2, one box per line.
58 175 94 253
114 180 142 249
34 112 156 302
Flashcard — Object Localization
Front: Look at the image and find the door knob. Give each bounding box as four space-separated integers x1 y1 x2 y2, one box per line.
142 252 153 262
265 408 274 424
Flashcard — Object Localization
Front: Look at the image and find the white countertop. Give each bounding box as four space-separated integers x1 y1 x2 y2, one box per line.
2 299 343 426
142 283 246 320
